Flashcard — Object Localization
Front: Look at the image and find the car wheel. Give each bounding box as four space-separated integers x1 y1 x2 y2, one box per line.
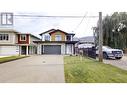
103 52 108 59
115 57 122 59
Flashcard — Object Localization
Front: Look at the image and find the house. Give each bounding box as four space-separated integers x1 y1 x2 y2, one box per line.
79 36 94 44
33 29 78 55
78 36 95 49
0 29 40 56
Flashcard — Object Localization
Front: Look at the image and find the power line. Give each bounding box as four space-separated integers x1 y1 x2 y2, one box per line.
12 15 102 18
83 13 91 34
73 12 88 32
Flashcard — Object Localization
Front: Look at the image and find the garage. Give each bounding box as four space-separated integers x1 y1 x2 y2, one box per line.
0 46 19 56
43 45 61 54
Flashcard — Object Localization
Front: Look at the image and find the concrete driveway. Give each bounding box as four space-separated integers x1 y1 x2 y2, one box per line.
0 55 65 83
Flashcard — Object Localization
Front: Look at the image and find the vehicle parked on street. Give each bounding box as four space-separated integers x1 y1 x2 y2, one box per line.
96 46 123 59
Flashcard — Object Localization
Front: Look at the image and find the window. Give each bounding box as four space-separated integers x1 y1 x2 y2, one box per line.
20 34 26 41
45 34 50 41
67 35 71 41
55 35 62 41
0 34 9 41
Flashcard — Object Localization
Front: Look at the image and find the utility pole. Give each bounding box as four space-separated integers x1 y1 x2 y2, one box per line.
98 12 103 62
92 27 97 47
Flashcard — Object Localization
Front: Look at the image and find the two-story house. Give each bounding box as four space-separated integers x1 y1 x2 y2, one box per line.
0 29 40 56
34 29 78 55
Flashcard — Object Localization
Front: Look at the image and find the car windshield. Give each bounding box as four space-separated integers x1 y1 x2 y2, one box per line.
103 46 112 49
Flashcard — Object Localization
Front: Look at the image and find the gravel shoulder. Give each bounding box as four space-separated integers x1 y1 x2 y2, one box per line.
104 55 127 70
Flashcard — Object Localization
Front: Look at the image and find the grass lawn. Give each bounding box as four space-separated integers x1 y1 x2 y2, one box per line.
0 55 29 64
64 56 127 83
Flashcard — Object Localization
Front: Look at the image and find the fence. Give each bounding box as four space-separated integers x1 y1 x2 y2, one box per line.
78 47 96 59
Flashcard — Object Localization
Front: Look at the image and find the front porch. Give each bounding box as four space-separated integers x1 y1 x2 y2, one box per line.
19 45 37 55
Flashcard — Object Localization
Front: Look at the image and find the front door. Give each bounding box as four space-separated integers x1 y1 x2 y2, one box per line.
21 46 26 55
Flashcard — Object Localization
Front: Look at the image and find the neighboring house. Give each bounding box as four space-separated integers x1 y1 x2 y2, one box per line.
0 29 40 56
79 36 94 44
78 36 95 48
34 29 78 55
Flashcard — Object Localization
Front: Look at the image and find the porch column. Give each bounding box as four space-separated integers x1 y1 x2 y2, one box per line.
71 44 74 55
71 35 73 41
26 45 29 55
19 45 21 56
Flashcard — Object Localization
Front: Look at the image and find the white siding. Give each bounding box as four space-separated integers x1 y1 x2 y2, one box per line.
0 46 19 56
66 44 74 55
41 34 45 41
0 32 17 44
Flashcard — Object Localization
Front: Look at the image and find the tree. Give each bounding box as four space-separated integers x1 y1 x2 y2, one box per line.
96 12 127 50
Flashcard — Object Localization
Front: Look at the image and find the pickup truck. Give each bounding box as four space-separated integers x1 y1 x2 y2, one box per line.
96 46 123 59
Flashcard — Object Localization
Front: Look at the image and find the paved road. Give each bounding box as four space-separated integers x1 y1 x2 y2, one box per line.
0 55 65 83
104 55 127 70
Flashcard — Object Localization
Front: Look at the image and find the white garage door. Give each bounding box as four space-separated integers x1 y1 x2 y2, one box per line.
0 46 19 56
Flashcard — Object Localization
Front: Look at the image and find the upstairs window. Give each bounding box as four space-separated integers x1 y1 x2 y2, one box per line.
55 35 62 41
45 34 50 41
0 34 9 41
67 35 71 41
20 34 26 41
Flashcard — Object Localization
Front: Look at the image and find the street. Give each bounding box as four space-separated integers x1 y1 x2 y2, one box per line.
104 55 127 70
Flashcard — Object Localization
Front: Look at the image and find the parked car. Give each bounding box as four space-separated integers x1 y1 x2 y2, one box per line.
96 46 123 59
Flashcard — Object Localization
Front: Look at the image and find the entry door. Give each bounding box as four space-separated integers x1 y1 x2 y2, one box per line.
21 46 26 55
66 44 72 54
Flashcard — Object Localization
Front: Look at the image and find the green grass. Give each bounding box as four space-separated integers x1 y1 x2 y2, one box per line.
0 55 29 64
64 56 127 83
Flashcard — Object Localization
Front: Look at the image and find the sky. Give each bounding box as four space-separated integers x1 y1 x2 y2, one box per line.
0 0 127 38
13 12 99 38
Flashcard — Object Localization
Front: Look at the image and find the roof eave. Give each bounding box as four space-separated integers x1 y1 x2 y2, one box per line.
33 41 78 44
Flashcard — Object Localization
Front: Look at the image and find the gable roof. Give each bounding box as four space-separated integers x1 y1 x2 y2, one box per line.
49 29 68 35
30 34 41 40
39 29 75 36
79 36 94 43
39 29 56 35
